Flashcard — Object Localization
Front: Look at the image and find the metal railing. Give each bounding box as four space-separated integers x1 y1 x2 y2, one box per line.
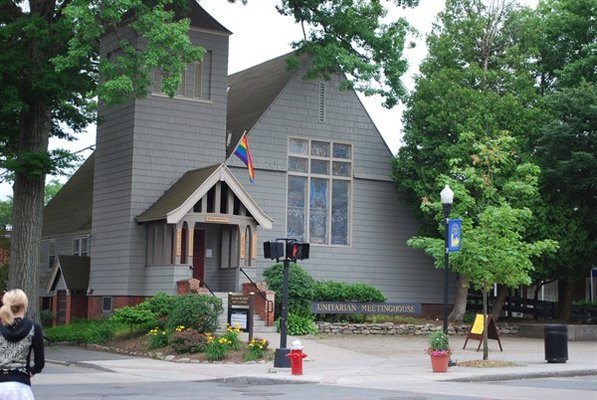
201 279 216 298
240 267 274 320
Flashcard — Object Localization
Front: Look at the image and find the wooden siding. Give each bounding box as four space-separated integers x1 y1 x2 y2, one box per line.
227 64 395 182
225 65 453 304
91 28 229 297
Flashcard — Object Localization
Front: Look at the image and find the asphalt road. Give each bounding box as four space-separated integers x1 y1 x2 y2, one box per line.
33 363 597 400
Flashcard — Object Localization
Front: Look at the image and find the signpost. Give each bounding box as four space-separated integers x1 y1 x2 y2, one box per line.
227 293 254 342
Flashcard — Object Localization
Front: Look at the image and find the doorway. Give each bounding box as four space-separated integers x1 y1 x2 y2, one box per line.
193 229 205 283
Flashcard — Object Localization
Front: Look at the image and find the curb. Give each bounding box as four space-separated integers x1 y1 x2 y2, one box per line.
46 358 117 373
446 368 597 382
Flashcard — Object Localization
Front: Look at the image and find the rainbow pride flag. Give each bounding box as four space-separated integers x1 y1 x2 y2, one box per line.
233 131 255 183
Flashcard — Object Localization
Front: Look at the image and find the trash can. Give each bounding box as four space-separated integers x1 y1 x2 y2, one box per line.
544 324 568 363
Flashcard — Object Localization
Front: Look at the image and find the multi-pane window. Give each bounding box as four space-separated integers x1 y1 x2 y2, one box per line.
48 241 56 268
153 50 213 100
287 138 352 245
73 237 89 256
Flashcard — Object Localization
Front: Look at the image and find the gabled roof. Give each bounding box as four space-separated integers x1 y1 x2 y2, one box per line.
226 52 304 156
189 1 231 34
42 154 94 239
46 255 90 293
136 163 273 229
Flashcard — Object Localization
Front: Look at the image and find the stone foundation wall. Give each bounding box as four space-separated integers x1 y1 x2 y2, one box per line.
315 322 520 336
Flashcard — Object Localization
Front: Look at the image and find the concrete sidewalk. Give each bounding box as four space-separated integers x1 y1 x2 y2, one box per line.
44 332 597 388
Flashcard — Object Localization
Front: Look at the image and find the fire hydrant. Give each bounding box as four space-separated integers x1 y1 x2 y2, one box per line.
286 339 307 375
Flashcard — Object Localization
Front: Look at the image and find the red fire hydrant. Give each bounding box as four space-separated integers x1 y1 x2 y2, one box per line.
286 339 307 375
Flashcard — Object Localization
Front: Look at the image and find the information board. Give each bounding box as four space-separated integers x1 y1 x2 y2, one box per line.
463 313 503 351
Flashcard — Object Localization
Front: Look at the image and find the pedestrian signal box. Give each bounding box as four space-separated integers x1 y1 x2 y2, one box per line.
287 241 309 261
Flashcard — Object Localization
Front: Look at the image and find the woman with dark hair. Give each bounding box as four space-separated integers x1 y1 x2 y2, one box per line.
0 289 45 400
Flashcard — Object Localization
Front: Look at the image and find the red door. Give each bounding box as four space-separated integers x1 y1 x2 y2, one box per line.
193 229 205 283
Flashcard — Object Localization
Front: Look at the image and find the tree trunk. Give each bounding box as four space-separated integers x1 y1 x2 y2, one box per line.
490 285 509 321
8 101 50 323
448 274 469 323
557 279 574 321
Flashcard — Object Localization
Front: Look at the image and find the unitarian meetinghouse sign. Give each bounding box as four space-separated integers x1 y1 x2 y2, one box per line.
310 302 422 316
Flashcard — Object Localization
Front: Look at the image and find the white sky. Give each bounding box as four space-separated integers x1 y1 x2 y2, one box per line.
0 0 537 200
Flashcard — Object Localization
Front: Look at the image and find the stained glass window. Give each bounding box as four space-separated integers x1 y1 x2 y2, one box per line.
287 176 307 241
287 138 352 245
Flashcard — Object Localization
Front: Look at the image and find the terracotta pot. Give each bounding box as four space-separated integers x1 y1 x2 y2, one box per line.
430 354 450 372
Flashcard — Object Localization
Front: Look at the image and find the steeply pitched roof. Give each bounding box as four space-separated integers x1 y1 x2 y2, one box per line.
136 163 273 228
42 154 94 239
46 255 90 293
226 52 302 156
189 1 231 34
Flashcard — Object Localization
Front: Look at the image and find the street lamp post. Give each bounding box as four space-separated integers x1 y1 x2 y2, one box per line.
440 184 454 334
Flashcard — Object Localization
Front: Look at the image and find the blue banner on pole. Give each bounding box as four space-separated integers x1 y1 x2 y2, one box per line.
448 219 462 252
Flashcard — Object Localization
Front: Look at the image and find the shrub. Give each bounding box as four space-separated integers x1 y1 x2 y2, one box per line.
263 262 316 316
45 319 120 344
111 305 157 332
169 328 208 354
86 319 118 343
144 292 173 318
166 294 223 332
205 335 231 361
245 337 269 361
314 280 386 302
147 327 169 349
285 313 317 336
40 310 54 328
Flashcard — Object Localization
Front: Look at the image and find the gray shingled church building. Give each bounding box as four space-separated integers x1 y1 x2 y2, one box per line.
40 2 450 324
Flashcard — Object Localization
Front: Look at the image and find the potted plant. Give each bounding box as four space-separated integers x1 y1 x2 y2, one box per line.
426 330 451 372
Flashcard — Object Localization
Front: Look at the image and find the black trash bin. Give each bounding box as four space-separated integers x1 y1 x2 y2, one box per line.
544 324 568 363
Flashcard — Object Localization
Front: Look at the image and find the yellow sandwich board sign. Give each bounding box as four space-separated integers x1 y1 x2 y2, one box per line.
463 313 503 351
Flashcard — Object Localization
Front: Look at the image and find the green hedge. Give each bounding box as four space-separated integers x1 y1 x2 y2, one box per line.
314 280 387 302
263 262 316 316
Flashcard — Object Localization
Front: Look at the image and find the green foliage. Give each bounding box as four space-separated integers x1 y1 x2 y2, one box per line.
169 329 208 354
45 319 120 344
427 330 450 354
286 313 318 336
314 280 387 302
245 337 270 361
222 324 242 351
147 327 169 349
166 294 223 333
263 262 316 316
111 305 157 332
144 292 174 319
39 310 55 328
0 264 8 292
205 335 231 362
277 0 418 108
572 299 597 307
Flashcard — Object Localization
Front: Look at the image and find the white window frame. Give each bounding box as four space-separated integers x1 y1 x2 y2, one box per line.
286 137 352 246
73 236 89 256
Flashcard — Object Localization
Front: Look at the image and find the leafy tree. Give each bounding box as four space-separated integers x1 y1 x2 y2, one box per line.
530 0 596 318
408 130 557 359
1 0 419 321
392 0 551 321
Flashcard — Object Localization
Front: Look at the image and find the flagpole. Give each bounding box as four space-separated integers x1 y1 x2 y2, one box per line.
225 130 247 165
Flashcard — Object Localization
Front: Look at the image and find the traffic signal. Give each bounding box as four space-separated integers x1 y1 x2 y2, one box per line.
263 241 284 260
286 241 310 261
